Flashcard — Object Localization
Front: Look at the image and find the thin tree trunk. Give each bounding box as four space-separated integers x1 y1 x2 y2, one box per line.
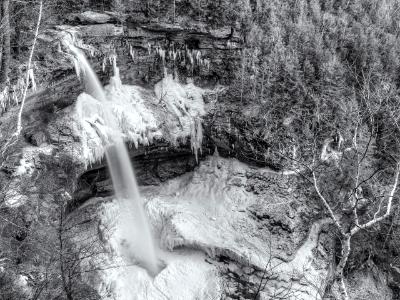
173 0 176 23
0 3 3 74
335 235 351 300
240 50 245 103
0 38 3 75
338 277 349 300
0 0 10 85
58 206 73 300
1 0 42 158
14 0 42 136
260 68 264 103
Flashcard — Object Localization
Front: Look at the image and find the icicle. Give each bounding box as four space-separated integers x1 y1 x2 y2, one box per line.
212 147 220 169
133 138 139 149
102 57 107 72
292 145 297 160
160 49 166 64
187 50 194 65
129 44 135 61
196 117 203 156
14 94 18 105
155 45 166 65
195 50 201 65
28 69 37 91
72 57 81 81
109 55 122 91
190 116 203 163
205 59 210 72
0 86 8 112
172 48 178 62
190 120 196 159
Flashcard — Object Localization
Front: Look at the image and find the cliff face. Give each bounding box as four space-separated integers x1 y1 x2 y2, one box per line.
0 1 395 300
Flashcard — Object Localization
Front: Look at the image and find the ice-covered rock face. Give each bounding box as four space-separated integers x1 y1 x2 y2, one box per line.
73 62 208 167
88 154 331 300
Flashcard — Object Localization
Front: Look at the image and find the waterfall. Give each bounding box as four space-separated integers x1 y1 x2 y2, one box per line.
67 43 160 276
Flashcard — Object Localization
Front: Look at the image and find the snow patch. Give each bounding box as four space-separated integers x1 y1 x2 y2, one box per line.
4 189 28 207
16 275 32 296
15 159 35 176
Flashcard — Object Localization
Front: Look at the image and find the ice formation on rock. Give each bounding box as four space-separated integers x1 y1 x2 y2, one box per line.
74 63 207 166
154 74 206 160
74 64 161 166
153 45 211 72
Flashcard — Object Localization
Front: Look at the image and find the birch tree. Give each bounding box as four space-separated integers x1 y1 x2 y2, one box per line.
310 127 400 299
1 0 43 157
0 0 10 85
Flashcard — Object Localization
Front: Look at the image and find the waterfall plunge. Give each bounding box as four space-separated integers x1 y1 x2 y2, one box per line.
68 44 160 276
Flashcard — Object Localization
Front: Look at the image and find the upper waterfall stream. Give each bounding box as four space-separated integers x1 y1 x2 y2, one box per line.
67 43 160 276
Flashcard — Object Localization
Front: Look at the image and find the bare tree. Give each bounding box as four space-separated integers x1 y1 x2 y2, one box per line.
1 0 43 157
310 129 400 299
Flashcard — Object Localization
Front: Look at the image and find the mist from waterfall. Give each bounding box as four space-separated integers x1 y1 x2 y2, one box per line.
67 43 159 276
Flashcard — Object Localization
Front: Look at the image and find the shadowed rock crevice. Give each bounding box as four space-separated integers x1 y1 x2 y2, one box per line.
69 141 204 214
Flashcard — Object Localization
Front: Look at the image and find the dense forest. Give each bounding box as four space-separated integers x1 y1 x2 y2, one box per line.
1 0 400 299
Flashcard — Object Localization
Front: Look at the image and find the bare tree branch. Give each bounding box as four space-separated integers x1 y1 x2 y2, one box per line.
351 163 400 235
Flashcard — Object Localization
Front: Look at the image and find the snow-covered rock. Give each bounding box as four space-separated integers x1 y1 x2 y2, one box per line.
85 154 331 300
3 145 55 207
66 11 114 24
